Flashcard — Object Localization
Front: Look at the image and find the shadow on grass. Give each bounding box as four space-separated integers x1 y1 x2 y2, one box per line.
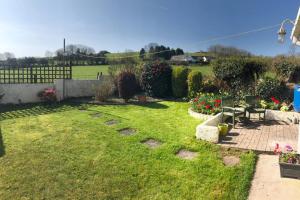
133 102 169 109
0 102 87 121
0 128 5 157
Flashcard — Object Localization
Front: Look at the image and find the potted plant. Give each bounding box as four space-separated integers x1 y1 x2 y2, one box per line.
276 144 300 179
218 123 229 136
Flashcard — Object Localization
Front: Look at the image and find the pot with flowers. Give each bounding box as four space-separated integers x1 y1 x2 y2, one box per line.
274 144 300 179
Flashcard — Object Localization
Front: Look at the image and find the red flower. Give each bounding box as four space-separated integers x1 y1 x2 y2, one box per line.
271 97 280 104
205 105 211 109
200 101 206 105
214 103 220 107
193 98 199 102
214 99 221 104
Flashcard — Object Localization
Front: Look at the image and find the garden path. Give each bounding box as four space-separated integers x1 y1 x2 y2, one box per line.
248 154 300 200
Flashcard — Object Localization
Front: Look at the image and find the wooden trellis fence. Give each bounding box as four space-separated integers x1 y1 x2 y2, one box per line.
0 64 72 84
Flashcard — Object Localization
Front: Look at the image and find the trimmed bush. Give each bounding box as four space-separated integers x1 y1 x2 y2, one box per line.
256 77 287 101
187 71 202 98
141 62 172 97
117 71 137 102
172 67 190 98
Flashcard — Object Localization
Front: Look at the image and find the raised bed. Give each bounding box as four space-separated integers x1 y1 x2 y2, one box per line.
279 154 300 179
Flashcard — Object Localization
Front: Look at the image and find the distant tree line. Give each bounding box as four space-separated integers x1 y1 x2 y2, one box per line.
207 44 252 57
139 43 184 61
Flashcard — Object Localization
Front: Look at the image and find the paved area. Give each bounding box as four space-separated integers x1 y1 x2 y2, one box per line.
248 154 300 200
219 120 298 152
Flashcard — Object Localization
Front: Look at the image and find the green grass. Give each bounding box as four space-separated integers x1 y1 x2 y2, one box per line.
72 65 213 80
72 65 109 79
0 102 256 199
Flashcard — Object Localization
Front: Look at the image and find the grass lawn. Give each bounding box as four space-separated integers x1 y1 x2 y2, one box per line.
72 65 109 79
72 65 213 79
0 101 255 199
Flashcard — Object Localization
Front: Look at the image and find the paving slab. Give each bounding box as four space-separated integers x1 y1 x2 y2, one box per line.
248 154 300 200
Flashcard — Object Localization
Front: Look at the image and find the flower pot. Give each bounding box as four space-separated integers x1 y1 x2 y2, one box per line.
279 154 300 179
137 95 147 103
218 123 229 136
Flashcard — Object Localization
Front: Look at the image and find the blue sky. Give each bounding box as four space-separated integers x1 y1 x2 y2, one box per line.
0 0 299 57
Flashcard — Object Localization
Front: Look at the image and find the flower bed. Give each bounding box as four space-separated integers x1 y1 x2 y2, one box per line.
190 93 222 115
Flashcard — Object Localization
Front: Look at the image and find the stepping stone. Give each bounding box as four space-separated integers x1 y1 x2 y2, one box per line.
118 128 136 136
142 139 162 149
223 156 240 166
90 113 101 118
176 149 198 160
105 120 119 125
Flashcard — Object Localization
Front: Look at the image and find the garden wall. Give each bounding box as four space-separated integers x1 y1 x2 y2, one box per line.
0 79 104 104
1 83 54 104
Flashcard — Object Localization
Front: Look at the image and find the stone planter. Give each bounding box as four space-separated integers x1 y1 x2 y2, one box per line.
266 109 300 124
279 154 300 179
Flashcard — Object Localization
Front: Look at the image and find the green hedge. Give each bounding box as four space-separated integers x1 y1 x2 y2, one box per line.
172 67 190 98
187 71 203 98
141 62 172 97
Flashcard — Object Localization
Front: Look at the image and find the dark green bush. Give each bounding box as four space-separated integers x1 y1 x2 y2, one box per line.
117 71 137 102
201 78 220 93
256 77 288 101
187 71 202 98
141 62 172 97
272 56 300 83
212 57 266 97
172 67 190 98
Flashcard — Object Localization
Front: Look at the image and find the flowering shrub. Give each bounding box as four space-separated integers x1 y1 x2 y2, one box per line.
38 88 57 102
190 93 222 115
259 96 289 111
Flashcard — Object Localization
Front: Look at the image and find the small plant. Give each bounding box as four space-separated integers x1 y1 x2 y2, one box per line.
117 71 137 102
37 88 57 102
280 152 299 164
172 67 190 98
95 78 114 102
218 123 229 136
190 93 222 115
187 71 202 98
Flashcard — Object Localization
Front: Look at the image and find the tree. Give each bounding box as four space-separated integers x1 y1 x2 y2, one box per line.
175 48 184 55
139 48 146 60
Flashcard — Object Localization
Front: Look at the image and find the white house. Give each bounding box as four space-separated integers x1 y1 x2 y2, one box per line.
291 7 300 45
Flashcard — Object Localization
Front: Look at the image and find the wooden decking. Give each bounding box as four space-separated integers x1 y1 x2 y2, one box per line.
219 120 299 152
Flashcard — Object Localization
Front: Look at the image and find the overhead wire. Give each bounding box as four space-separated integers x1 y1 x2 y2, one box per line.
73 23 281 59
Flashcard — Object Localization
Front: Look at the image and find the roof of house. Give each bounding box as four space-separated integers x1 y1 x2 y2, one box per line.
291 7 300 46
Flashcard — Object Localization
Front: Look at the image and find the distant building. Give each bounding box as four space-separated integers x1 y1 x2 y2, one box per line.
170 55 196 64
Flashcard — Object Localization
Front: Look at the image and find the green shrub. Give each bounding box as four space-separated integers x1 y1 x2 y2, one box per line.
272 55 300 82
256 77 287 101
187 71 203 98
201 77 220 93
117 71 137 102
212 57 266 98
141 62 172 97
172 67 190 98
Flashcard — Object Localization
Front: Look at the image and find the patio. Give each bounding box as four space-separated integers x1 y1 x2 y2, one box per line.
219 120 299 152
